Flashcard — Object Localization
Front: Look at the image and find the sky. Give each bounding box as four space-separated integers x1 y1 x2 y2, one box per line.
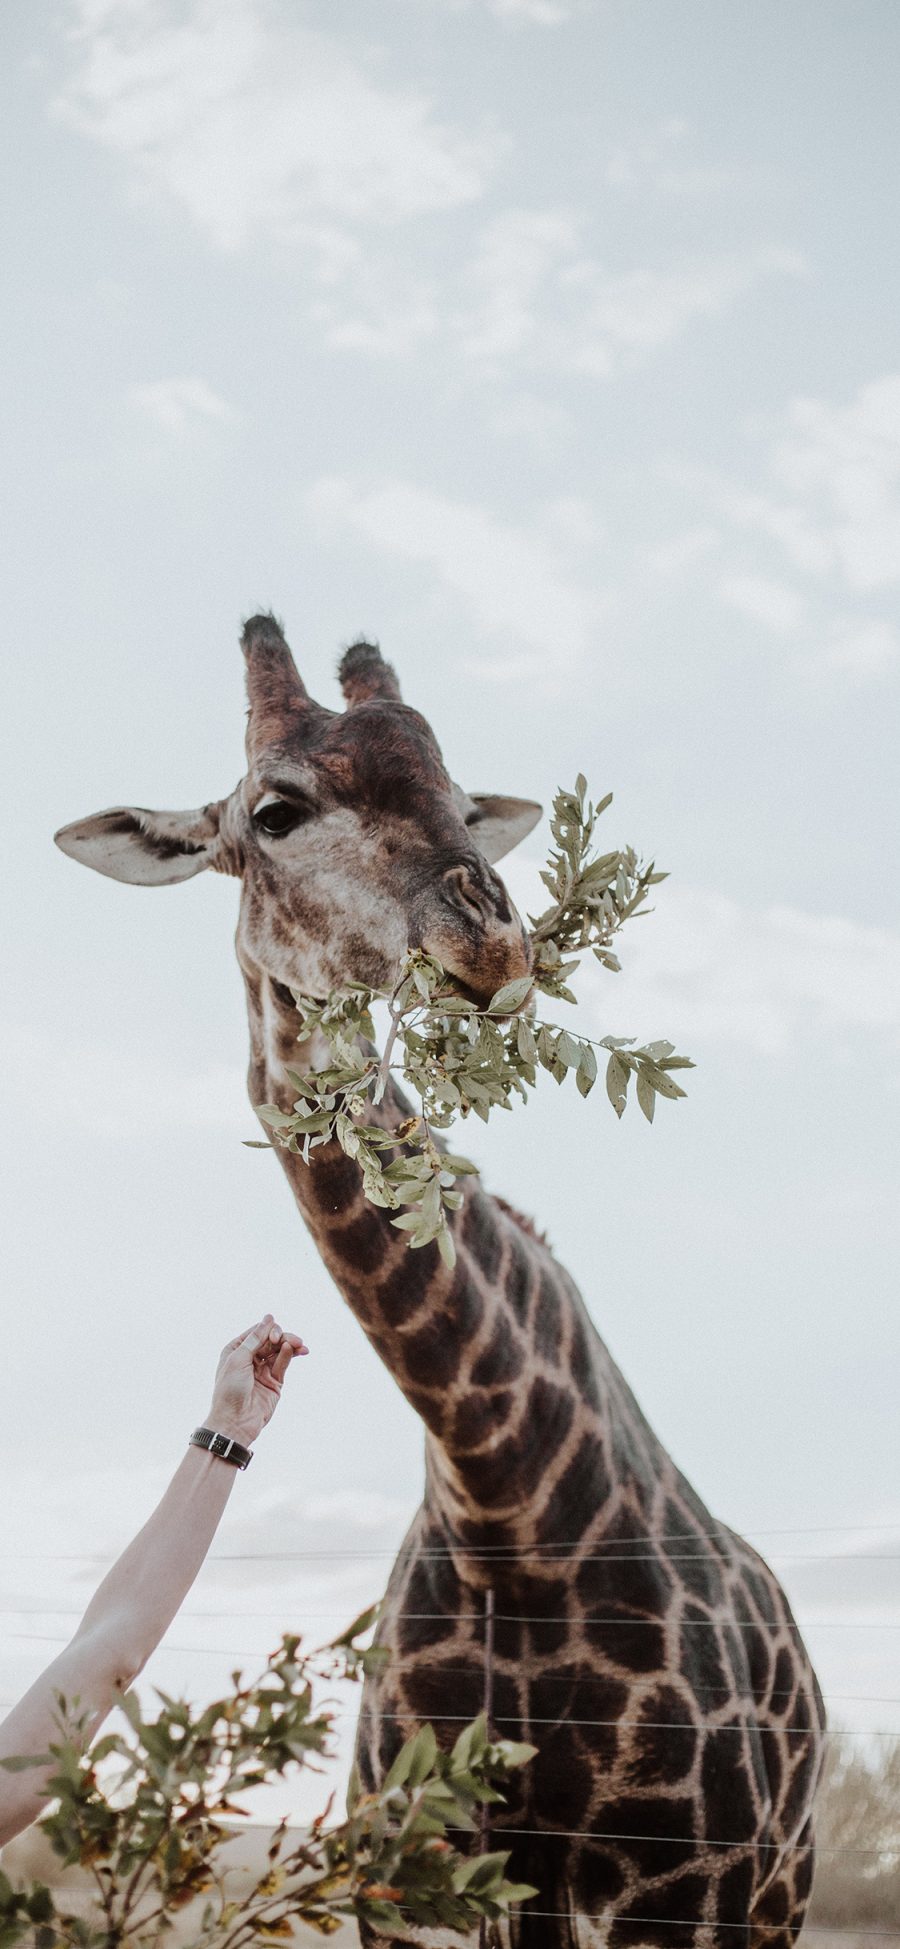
1 0 899 1827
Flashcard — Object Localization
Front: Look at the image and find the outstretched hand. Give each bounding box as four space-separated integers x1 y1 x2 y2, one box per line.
207 1313 308 1446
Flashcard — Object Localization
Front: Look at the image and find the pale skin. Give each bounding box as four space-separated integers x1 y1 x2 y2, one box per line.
0 1313 307 1847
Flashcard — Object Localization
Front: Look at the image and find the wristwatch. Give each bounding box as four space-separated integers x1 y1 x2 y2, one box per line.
189 1425 254 1469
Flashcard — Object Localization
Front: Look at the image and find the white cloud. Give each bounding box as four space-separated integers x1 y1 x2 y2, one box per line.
676 376 900 596
130 374 238 434
0 1023 248 1139
566 249 806 375
606 888 900 1057
648 525 721 574
659 381 900 682
605 117 735 198
55 0 496 252
486 0 576 23
502 859 900 1059
306 474 601 679
416 0 579 18
717 571 807 633
459 212 806 377
311 268 439 359
488 389 574 446
769 377 900 592
458 208 581 362
824 616 899 678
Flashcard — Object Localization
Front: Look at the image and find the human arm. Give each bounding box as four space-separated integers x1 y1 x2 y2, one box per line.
0 1313 306 1846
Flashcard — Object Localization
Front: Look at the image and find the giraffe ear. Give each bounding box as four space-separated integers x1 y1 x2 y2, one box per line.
54 804 224 886
455 790 543 864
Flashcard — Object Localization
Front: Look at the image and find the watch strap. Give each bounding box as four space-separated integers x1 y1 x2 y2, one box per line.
189 1425 254 1470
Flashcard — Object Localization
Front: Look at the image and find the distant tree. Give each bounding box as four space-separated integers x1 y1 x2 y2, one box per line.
810 1737 900 1931
0 1622 536 1945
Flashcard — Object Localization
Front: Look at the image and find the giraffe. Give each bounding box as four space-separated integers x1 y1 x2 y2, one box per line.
56 615 825 1949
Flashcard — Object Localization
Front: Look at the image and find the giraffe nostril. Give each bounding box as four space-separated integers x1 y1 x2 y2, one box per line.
443 864 487 919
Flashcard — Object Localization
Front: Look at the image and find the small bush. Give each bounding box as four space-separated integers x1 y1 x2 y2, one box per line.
0 1617 536 1945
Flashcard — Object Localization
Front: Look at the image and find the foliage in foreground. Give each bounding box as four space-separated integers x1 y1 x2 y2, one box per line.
0 1618 536 1946
253 778 694 1264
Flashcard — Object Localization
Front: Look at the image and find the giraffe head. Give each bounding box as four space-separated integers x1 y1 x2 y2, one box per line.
55 615 541 1005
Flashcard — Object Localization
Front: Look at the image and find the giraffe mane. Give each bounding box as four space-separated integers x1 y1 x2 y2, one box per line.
494 1194 550 1249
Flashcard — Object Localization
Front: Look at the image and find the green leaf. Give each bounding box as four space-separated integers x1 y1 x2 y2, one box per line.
383 1735 416 1790
493 1739 537 1768
329 1604 380 1649
556 1030 581 1070
605 1051 629 1118
636 1069 656 1122
576 1042 597 1099
516 1016 537 1062
641 1064 687 1101
405 1723 438 1787
437 1225 457 1270
488 976 533 1014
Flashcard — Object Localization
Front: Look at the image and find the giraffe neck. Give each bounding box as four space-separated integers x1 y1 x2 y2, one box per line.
243 966 652 1547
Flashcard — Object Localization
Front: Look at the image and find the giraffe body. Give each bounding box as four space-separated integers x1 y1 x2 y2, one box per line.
56 617 825 1947
354 1201 825 1948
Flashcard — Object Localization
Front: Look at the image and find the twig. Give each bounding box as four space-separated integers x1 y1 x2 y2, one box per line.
374 997 405 1103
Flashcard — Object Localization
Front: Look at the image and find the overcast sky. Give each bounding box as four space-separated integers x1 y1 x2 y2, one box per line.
1 0 898 1825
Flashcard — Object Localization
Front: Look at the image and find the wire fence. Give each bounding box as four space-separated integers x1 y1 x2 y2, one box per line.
3 1525 898 1922
499 1919 900 1938
0 1515 898 1568
2 1533 900 1564
442 1824 895 1859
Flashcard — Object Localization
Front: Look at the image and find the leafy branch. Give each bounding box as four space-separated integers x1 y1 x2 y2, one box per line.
252 778 694 1266
0 1619 536 1945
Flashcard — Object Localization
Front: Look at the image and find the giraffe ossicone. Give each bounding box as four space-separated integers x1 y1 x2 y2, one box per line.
56 615 825 1949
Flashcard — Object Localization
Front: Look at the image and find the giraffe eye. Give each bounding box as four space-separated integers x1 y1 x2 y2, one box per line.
253 797 309 837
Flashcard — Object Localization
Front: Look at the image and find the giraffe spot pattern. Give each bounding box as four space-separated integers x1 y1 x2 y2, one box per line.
531 1723 596 1826
539 1431 612 1543
461 1186 503 1281
470 1312 526 1386
326 1204 387 1273
718 1852 757 1922
533 1269 564 1362
505 1227 534 1322
627 1684 700 1786
403 1315 466 1390
700 1719 760 1842
451 1388 515 1450
613 1870 712 1942
594 1794 698 1875
377 1244 437 1324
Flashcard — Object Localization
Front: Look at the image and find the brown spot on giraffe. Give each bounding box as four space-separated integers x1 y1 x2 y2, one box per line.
56 614 825 1947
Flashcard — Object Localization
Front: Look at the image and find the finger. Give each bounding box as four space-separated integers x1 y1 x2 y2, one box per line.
223 1313 273 1354
271 1340 295 1384
250 1327 283 1375
280 1332 308 1354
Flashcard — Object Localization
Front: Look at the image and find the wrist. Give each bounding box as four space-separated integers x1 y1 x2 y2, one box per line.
204 1407 259 1447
